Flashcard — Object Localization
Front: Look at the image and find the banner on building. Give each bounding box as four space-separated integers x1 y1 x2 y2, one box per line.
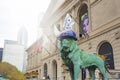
34 41 41 53
81 13 89 35
63 13 75 30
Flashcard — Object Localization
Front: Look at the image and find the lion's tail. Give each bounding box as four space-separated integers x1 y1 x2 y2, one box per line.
105 66 111 74
105 66 115 75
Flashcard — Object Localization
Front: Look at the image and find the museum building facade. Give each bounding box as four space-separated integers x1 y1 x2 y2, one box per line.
26 0 120 80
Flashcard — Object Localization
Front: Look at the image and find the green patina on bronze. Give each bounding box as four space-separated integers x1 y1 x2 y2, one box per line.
59 38 108 80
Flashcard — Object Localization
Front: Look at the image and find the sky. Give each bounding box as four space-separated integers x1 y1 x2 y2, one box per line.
0 0 51 48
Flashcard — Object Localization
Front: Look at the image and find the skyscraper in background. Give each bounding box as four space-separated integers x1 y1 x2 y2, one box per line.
17 27 28 48
17 27 28 72
2 40 25 71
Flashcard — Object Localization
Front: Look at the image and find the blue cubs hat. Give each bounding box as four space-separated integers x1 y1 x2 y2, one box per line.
58 29 77 41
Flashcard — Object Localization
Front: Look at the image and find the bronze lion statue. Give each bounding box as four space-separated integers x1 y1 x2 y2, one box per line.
58 30 108 80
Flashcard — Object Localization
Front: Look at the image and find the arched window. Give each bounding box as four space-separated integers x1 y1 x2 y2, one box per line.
79 4 89 37
52 60 57 80
44 63 48 78
98 42 115 69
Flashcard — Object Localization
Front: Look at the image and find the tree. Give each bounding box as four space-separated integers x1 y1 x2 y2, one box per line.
0 62 24 80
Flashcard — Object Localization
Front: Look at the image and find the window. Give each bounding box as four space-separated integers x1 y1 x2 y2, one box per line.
52 60 57 80
79 4 90 38
44 63 48 78
98 42 115 69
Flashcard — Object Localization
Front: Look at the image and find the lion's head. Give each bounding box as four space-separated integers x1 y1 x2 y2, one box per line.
59 38 77 53
58 29 77 53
